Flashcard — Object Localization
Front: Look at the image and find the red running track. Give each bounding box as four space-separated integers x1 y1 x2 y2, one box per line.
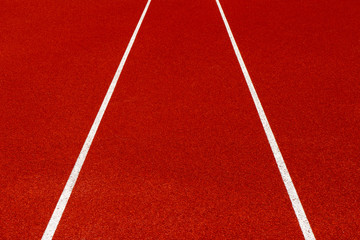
1 0 359 239
52 0 304 239
220 0 360 238
0 0 147 239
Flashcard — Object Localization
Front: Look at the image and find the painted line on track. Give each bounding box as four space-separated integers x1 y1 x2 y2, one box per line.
41 0 152 239
214 0 316 239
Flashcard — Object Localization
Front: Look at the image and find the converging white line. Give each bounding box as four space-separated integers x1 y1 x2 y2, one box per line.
41 1 152 239
214 0 316 239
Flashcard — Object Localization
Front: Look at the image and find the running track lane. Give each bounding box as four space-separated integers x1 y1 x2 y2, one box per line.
0 0 147 239
52 0 305 239
220 0 360 238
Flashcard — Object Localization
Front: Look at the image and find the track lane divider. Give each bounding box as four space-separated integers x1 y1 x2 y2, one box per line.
215 0 316 239
41 1 152 239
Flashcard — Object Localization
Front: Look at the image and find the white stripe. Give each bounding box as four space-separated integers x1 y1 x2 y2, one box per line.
214 0 316 239
41 1 152 239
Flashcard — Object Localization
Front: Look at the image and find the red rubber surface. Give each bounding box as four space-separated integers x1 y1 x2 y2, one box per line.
53 0 304 239
220 0 360 238
1 0 359 239
0 0 147 239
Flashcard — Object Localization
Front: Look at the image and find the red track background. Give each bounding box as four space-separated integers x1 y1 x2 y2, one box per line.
220 0 360 238
1 0 359 239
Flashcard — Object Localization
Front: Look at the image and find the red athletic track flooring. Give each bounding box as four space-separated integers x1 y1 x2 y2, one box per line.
220 0 360 238
53 0 303 239
1 0 359 239
0 0 147 239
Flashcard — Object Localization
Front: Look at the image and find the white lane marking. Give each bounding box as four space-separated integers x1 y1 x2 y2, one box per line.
214 0 316 239
41 1 152 239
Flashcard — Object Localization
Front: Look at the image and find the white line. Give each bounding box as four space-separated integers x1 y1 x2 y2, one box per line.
41 1 152 239
214 0 315 239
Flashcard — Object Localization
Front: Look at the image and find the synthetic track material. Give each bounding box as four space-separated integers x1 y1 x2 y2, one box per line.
220 0 360 238
1 0 359 239
0 0 147 239
41 1 152 239
215 1 314 239
52 0 305 239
